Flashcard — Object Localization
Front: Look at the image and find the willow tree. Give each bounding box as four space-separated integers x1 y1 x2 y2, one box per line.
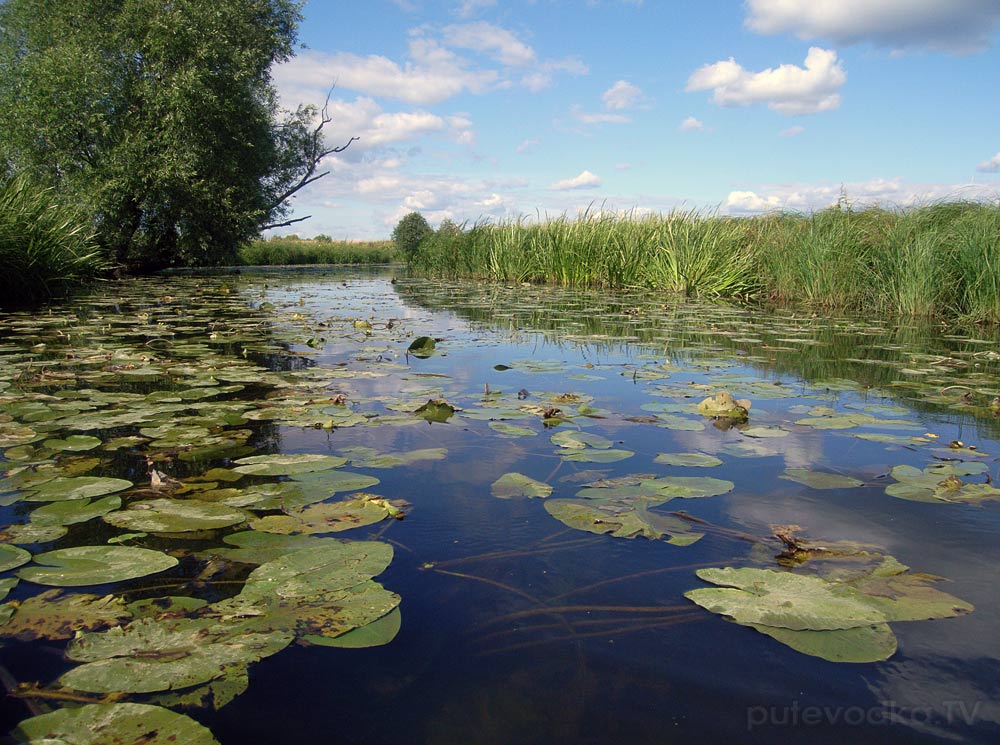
0 0 351 270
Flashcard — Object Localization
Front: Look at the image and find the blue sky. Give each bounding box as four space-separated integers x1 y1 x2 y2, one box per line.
270 0 1000 239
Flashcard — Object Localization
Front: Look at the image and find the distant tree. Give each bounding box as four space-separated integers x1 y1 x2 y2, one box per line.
392 212 433 261
313 234 333 242
0 0 355 271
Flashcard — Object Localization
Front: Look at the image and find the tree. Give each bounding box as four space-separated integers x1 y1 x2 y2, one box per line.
392 212 433 261
0 0 352 270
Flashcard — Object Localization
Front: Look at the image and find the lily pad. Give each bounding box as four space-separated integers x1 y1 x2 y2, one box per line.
30 495 122 526
686 567 887 631
11 703 220 745
303 606 402 648
550 430 613 450
545 498 703 545
25 476 133 502
491 473 553 499
232 453 348 476
249 494 403 534
642 476 735 499
750 622 898 663
17 545 178 587
780 468 864 490
0 590 131 641
408 336 437 358
654 452 723 468
104 499 248 533
0 543 32 572
41 434 102 452
560 448 634 463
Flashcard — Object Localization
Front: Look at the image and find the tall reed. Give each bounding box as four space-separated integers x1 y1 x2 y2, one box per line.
0 173 108 308
410 201 1000 322
241 238 400 265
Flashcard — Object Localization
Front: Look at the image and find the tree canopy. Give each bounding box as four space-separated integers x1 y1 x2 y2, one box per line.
0 0 346 270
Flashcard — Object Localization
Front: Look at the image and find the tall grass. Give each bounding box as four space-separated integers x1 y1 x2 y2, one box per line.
241 237 400 266
0 173 109 308
411 201 1000 322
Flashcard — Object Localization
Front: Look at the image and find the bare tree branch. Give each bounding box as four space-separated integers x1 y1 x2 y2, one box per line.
260 213 313 231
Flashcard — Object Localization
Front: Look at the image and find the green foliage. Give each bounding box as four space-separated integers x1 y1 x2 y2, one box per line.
392 212 433 261
411 201 1000 322
240 237 400 265
0 0 331 271
0 173 109 307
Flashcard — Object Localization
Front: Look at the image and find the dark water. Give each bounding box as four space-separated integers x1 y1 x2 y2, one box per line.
1 268 999 745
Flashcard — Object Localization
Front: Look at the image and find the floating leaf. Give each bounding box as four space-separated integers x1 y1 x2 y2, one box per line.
11 703 220 745
488 421 537 438
795 413 918 431
414 398 456 423
0 590 131 641
17 545 178 587
560 448 634 463
0 543 31 572
232 453 347 476
491 473 553 499
304 606 401 648
25 476 133 502
104 499 248 533
41 434 102 452
61 616 292 694
654 452 723 468
30 495 122 527
338 446 447 468
408 336 437 358
642 476 735 499
885 462 1000 503
250 494 404 534
780 468 864 490
550 430 613 450
0 522 68 544
687 567 886 631
749 622 897 663
545 498 702 545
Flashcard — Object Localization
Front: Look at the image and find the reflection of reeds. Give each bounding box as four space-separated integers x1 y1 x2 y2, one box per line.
410 201 1000 323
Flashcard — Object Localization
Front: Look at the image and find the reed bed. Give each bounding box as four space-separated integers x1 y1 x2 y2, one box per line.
411 202 1000 322
0 174 109 308
241 237 400 266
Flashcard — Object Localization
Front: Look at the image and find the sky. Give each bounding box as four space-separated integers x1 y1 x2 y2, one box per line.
269 0 1000 239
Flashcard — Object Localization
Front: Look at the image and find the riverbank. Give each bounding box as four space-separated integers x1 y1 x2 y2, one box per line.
410 201 1000 324
241 237 399 265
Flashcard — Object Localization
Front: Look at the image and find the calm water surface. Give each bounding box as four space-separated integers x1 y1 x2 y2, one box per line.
1 268 998 745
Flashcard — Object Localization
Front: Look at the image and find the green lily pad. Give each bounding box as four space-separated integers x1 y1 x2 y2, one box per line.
30 495 122 526
249 494 403 534
795 413 918 430
26 476 133 502
885 462 1000 503
0 589 131 641
642 476 735 499
41 434 103 452
240 541 394 599
232 453 348 476
491 473 553 499
304 606 402 648
61 616 292 694
408 336 437 357
103 499 248 533
0 522 68 544
687 567 887 631
17 545 178 587
338 446 448 468
0 543 32 572
749 622 898 663
550 430 613 450
545 498 703 545
560 448 634 463
849 573 975 621
654 452 723 468
0 577 17 602
780 468 864 490
488 421 537 438
11 703 220 745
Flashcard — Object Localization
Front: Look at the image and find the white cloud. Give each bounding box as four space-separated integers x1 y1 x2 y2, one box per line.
724 177 1000 214
779 125 805 137
571 106 631 125
602 80 644 110
442 22 536 66
520 56 589 92
454 0 496 18
977 152 1000 173
515 138 541 154
679 116 705 132
686 47 845 116
746 0 1000 54
550 170 602 191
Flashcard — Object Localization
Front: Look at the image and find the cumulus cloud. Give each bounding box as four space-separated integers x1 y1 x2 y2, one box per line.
442 22 536 66
602 80 644 110
550 170 602 191
977 152 1000 173
779 125 805 137
745 0 1000 54
679 116 705 132
520 56 589 92
571 106 631 125
686 47 845 116
724 177 1000 214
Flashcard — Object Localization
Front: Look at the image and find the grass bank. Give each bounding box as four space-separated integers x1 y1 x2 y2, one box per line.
242 237 400 266
410 202 1000 324
0 174 109 308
